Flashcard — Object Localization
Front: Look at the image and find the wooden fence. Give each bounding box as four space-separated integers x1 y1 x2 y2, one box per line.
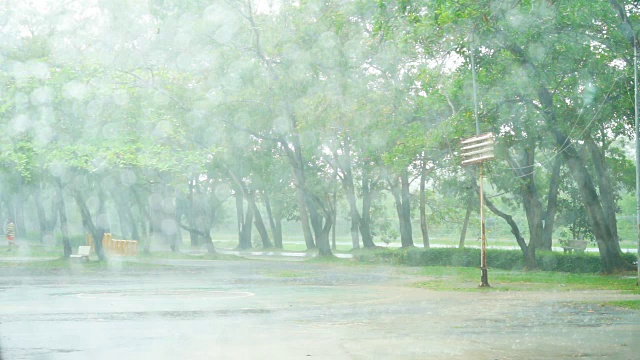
86 233 138 256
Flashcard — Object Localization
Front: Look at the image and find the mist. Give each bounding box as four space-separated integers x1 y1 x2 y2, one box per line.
1 1 639 359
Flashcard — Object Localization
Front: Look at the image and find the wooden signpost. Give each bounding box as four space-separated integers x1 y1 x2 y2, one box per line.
461 132 495 287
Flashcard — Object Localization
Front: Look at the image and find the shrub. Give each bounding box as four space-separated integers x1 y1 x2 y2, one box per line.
354 247 637 274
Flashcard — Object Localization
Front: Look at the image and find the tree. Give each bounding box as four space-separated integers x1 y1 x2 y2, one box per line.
381 0 634 272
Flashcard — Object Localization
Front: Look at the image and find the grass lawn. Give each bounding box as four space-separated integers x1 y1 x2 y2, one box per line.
136 251 241 261
0 245 61 258
211 233 640 253
602 300 640 310
0 250 241 272
0 257 170 272
414 266 640 294
3 240 639 298
211 239 355 252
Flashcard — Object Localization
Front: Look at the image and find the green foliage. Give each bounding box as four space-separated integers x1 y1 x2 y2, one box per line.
355 247 638 274
1 0 639 270
556 166 595 242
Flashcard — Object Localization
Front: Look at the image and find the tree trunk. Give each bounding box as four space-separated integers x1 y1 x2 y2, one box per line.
242 201 254 249
174 203 183 250
505 42 631 272
296 186 315 249
307 196 323 243
308 194 333 256
391 181 405 245
275 218 283 247
143 221 152 253
419 156 430 248
116 187 140 242
34 185 58 246
334 140 361 249
226 166 271 249
13 185 26 239
291 127 317 250
506 149 542 269
522 189 542 269
34 186 47 244
473 177 529 258
345 183 361 250
178 195 216 254
279 134 315 250
536 80 629 272
586 135 621 251
96 189 110 234
235 191 246 249
111 189 131 239
203 230 216 254
188 228 201 247
317 217 333 256
148 190 162 252
551 127 629 273
179 221 216 254
7 186 27 238
73 191 106 261
201 188 219 254
542 156 563 250
55 180 71 258
125 196 140 241
167 191 179 252
264 194 283 248
391 172 414 248
332 184 337 251
359 168 376 248
148 183 178 252
131 188 151 254
459 201 472 248
249 192 272 248
400 170 414 247
187 179 201 248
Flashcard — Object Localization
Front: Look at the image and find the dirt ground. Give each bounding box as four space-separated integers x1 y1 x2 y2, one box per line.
0 259 639 359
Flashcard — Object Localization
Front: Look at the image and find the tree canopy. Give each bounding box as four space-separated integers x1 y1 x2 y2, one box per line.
0 0 638 272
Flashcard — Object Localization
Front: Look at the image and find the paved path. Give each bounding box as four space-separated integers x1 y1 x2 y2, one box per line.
1 259 639 359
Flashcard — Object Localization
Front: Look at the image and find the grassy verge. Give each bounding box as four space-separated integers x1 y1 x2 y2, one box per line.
413 266 640 293
305 254 356 265
0 257 169 272
211 241 355 252
0 245 61 258
353 247 638 274
265 270 313 278
601 300 640 310
136 251 241 261
0 250 243 272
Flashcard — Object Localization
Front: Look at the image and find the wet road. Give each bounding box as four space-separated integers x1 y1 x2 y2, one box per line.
1 260 639 359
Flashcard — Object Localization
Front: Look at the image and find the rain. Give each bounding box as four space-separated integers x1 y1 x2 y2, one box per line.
1 1 640 359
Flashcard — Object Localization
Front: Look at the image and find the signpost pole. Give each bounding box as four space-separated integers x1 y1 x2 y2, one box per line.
460 133 493 287
479 163 489 287
634 35 640 286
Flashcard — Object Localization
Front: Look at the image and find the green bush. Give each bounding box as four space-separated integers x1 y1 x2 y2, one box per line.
354 247 638 274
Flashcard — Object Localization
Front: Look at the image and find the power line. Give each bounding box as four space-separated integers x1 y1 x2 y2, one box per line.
491 74 624 180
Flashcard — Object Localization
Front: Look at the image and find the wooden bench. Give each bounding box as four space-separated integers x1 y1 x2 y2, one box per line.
562 240 588 254
70 245 91 260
